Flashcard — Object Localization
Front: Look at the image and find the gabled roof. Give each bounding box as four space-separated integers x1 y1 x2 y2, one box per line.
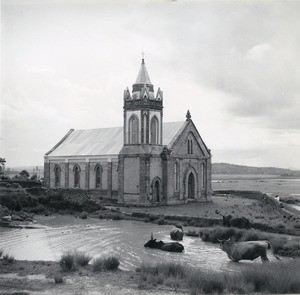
46 121 186 158
135 59 152 85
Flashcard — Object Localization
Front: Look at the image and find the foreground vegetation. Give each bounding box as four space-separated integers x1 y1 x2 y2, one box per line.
137 260 300 294
1 253 299 294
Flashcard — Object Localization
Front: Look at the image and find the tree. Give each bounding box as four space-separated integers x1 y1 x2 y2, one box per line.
19 170 30 180
30 174 37 181
0 157 6 178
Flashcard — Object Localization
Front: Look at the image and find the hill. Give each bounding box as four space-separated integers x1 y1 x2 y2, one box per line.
212 163 300 176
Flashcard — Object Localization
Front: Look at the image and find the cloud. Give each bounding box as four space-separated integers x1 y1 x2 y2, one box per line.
245 43 273 61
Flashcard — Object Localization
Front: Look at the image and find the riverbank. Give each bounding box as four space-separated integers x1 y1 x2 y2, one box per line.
1 257 300 295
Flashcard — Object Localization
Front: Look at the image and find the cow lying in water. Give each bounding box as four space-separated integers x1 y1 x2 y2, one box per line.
218 239 280 262
144 235 184 252
170 226 184 241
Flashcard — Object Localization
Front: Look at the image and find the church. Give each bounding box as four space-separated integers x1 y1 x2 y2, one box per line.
44 59 212 206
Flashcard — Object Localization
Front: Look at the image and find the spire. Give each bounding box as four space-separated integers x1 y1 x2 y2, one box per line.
135 58 152 85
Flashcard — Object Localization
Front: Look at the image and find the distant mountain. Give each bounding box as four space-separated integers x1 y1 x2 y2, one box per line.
212 163 300 176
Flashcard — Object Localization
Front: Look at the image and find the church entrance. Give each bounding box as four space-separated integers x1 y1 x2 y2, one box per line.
188 172 195 199
152 178 161 203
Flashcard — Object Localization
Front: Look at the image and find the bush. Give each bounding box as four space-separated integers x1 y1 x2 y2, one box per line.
74 251 92 266
156 218 165 225
54 274 64 284
3 254 15 263
93 256 119 271
80 211 88 219
59 253 75 272
186 230 199 237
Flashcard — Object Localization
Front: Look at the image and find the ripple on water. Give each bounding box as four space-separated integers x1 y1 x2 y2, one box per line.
0 217 275 271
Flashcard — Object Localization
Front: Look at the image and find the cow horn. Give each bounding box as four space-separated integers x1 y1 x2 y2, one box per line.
151 233 154 240
217 238 222 242
226 238 231 242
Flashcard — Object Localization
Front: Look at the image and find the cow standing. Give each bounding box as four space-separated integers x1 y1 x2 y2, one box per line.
218 239 280 262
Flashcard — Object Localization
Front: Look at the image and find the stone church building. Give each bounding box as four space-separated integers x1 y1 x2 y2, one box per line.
44 59 212 205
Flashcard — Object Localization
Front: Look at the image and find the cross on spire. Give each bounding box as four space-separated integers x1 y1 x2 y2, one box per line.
141 50 145 64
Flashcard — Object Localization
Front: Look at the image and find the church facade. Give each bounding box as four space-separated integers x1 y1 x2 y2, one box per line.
44 59 212 205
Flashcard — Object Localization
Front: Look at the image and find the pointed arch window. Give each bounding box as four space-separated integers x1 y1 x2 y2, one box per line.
174 162 179 191
150 116 158 144
54 165 61 188
74 165 81 188
188 139 193 154
128 115 139 144
95 164 102 189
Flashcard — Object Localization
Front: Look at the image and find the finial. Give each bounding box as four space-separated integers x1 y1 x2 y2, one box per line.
186 110 191 120
141 50 145 64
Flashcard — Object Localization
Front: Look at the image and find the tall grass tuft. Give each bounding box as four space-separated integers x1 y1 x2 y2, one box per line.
3 254 15 263
59 253 75 272
188 270 225 294
137 259 300 294
54 274 64 284
74 251 92 266
93 256 119 271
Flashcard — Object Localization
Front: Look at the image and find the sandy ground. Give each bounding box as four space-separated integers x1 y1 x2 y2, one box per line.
0 260 188 295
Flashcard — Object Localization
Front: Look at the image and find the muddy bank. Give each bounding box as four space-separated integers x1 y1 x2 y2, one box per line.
0 259 186 295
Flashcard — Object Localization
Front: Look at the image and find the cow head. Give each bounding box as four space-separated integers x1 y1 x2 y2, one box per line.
144 234 159 248
218 238 231 251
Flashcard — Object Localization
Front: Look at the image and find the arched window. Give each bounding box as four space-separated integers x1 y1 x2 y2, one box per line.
129 115 139 144
74 165 80 188
150 116 158 144
143 113 148 143
95 165 102 189
54 165 61 188
174 162 179 191
187 138 193 154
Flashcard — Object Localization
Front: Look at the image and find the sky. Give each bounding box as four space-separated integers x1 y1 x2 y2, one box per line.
1 0 300 169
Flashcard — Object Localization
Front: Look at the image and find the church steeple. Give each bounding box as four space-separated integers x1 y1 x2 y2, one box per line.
135 58 152 85
123 58 163 145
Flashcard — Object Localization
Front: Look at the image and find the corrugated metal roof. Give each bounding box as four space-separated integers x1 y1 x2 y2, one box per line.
48 121 186 157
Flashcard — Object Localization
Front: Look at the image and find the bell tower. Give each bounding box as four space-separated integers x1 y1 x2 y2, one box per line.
123 58 163 146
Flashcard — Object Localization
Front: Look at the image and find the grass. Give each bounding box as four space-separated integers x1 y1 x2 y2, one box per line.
74 251 92 266
54 274 64 284
137 260 300 294
93 256 120 271
2 254 15 263
59 253 76 272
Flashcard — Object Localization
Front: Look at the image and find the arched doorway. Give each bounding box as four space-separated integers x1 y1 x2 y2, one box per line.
154 180 160 202
188 172 195 199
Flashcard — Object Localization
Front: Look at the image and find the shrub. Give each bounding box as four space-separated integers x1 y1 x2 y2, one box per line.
59 253 75 272
112 214 122 220
93 256 119 271
186 230 199 237
3 254 15 263
74 251 92 266
156 218 165 225
80 211 88 219
54 274 64 284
